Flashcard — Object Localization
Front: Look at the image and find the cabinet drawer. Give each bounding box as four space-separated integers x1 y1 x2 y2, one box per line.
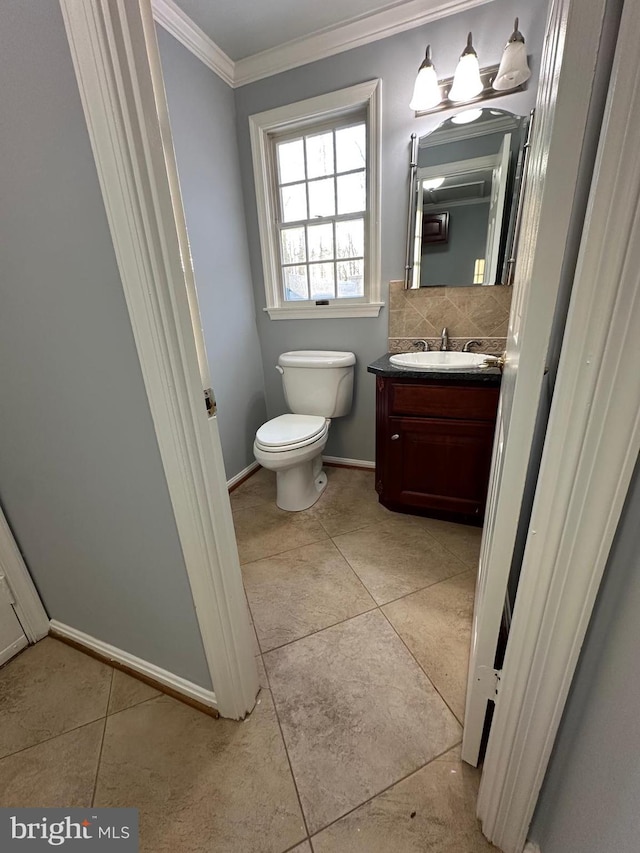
389 382 499 421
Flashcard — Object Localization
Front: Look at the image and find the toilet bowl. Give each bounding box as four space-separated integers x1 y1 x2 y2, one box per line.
254 351 355 511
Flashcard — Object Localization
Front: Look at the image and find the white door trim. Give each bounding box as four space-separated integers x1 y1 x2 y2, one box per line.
462 0 610 767
58 0 258 719
0 506 49 643
478 0 640 849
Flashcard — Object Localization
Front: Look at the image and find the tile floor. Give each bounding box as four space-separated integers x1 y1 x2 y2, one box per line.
0 465 495 852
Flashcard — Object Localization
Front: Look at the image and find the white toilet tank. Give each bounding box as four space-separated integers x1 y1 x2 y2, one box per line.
278 351 356 417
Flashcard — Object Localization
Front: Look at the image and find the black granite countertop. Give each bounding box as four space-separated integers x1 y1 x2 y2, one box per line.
367 353 502 385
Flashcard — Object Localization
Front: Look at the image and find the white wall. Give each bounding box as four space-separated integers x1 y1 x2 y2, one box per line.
233 0 548 461
531 461 640 852
157 27 267 480
0 0 211 688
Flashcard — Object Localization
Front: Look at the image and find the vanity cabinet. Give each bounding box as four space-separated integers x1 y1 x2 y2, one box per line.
374 376 500 523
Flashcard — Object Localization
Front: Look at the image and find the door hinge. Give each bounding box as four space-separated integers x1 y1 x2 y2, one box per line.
204 388 217 418
0 573 16 605
475 665 502 701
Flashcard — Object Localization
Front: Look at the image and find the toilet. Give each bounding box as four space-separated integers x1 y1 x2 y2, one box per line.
253 350 356 511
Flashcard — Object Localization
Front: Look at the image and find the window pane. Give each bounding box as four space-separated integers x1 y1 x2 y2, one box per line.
280 227 306 264
336 124 366 173
308 178 335 218
337 172 366 214
283 265 309 301
336 218 364 258
277 138 305 184
306 132 334 179
307 223 333 261
280 183 307 223
337 259 364 298
309 263 335 300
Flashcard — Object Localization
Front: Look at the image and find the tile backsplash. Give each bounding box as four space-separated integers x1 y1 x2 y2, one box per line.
388 280 511 355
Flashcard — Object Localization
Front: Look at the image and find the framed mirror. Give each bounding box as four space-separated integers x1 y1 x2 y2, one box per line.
405 108 531 289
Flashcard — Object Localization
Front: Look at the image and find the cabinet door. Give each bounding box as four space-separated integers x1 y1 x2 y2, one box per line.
383 416 495 519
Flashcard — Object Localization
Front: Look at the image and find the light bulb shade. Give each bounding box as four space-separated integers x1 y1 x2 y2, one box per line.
410 64 441 111
493 40 531 90
449 53 483 102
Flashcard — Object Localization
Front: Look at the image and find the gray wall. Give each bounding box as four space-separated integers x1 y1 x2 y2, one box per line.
234 0 547 461
0 0 211 689
421 202 489 286
531 459 640 853
157 28 267 480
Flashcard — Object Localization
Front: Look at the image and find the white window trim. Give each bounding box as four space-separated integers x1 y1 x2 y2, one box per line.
249 80 383 320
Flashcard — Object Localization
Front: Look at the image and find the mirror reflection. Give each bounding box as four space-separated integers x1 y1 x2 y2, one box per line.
408 108 529 288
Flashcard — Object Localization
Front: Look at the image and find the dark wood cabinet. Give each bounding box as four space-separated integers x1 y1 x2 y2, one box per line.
375 376 500 524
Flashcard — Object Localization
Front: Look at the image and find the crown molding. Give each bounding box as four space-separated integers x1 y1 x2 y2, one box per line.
151 0 235 87
233 0 494 87
151 0 494 89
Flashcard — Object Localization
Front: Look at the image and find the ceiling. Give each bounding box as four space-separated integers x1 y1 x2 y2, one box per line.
173 0 429 61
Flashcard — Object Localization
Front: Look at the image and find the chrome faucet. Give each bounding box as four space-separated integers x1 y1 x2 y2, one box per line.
440 327 449 351
462 339 482 352
413 340 429 351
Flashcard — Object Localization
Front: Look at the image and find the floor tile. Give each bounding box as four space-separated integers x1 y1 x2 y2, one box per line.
233 502 328 564
0 720 104 807
230 467 276 512
420 518 483 568
264 610 461 834
256 655 269 689
243 540 375 651
311 748 496 852
308 468 392 537
333 517 468 605
383 571 476 721
0 638 112 759
95 692 306 853
288 844 312 853
108 670 161 715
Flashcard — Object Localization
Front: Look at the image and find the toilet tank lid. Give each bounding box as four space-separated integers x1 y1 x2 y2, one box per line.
278 351 356 368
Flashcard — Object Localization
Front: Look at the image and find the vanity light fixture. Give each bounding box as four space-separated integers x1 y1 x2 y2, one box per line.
449 33 483 102
451 108 484 124
410 20 530 116
409 45 442 112
493 18 531 90
423 176 445 189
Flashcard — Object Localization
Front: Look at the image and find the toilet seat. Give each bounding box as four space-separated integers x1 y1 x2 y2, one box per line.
255 414 328 452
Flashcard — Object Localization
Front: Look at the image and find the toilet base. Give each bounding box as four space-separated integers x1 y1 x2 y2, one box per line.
276 454 327 511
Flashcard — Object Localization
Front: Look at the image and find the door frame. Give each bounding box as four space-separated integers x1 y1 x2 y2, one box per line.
478 0 640 848
0 506 49 643
463 0 612 767
58 0 258 719
55 0 638 845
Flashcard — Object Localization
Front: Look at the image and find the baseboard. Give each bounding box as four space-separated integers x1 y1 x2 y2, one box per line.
227 461 260 491
323 455 375 469
49 620 218 715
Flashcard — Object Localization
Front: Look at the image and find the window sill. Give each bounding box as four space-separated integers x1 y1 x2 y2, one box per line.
265 303 384 320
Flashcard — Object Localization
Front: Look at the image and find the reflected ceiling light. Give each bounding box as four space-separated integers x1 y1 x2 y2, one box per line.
423 177 445 190
449 32 483 103
409 45 442 112
451 108 484 124
493 18 531 90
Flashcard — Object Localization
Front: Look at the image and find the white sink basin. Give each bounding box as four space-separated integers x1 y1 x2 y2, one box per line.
389 351 493 371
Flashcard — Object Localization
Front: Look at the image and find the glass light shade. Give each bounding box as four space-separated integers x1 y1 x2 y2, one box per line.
410 64 441 111
449 33 483 103
449 53 483 101
410 46 441 112
493 40 531 90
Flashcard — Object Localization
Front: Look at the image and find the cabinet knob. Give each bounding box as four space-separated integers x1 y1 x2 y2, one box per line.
391 433 400 441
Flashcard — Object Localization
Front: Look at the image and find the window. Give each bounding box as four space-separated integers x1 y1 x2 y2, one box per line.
249 81 382 319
